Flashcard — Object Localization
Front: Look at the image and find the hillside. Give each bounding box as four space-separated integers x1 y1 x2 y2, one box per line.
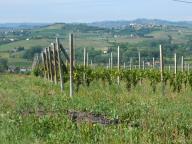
0 23 48 29
88 19 192 29
1 21 192 67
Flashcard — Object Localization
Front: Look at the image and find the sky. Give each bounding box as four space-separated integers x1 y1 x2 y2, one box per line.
0 0 191 23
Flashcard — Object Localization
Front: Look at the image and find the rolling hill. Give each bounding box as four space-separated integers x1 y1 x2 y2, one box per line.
1 20 192 67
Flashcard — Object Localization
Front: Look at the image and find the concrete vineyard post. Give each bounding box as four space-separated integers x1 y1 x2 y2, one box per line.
109 58 111 69
117 46 120 85
138 51 142 85
143 61 145 70
138 51 141 69
130 58 132 70
73 35 76 66
83 48 86 83
111 52 113 69
87 52 89 66
69 34 74 97
153 57 155 69
160 45 164 96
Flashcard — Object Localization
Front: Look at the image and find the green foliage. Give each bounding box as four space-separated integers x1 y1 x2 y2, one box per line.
32 65 44 77
0 58 8 72
72 67 192 93
1 74 192 143
22 47 42 60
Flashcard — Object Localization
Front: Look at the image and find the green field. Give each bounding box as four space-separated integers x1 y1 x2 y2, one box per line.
0 74 192 143
1 23 192 67
0 39 51 52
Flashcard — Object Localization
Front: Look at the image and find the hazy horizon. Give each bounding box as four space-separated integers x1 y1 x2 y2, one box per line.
0 0 192 23
1 18 192 24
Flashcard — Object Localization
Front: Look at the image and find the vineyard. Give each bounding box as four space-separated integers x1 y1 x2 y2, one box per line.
75 67 192 93
34 34 192 96
1 34 192 143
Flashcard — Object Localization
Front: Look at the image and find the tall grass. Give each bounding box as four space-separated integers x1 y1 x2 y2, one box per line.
0 74 192 143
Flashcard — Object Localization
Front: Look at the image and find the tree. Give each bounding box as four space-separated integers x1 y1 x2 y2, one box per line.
0 58 8 72
22 46 42 60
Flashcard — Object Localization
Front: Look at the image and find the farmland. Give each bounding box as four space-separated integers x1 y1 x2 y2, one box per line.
1 21 192 143
1 22 192 67
1 74 192 143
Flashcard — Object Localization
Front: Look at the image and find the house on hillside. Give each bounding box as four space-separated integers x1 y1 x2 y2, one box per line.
8 66 19 73
103 47 112 54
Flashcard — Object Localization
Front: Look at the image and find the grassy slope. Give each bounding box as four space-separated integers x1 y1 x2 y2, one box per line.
0 39 50 66
0 24 110 66
0 74 192 143
0 39 51 52
1 24 192 67
8 58 32 67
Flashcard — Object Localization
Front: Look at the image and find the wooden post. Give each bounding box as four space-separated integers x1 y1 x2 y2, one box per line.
52 43 58 84
44 51 49 79
56 38 64 92
69 34 74 97
174 53 177 75
48 46 54 82
153 57 155 69
117 46 120 85
111 52 113 68
44 52 48 79
41 52 46 79
138 51 141 69
60 44 70 64
32 54 39 71
181 56 184 72
160 45 164 96
45 48 50 80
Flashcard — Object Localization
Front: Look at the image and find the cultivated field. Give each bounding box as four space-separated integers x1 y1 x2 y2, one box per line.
1 22 192 143
1 23 192 67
